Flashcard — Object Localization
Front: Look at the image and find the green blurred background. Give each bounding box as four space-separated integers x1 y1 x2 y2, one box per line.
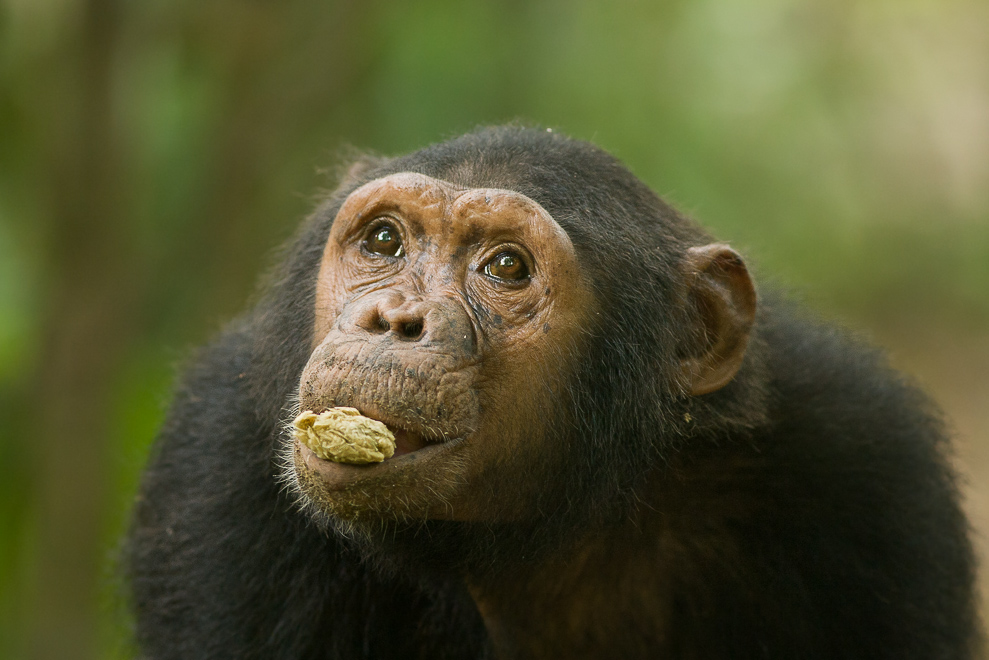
1 0 987 657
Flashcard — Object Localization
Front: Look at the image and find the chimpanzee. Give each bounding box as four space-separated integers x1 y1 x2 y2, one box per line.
126 126 981 659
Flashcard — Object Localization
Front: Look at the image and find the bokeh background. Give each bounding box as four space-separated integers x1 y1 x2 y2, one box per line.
1 0 987 657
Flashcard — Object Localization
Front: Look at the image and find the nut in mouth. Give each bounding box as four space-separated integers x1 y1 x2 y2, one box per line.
292 406 446 466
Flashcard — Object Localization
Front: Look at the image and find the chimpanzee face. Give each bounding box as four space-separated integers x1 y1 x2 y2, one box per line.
290 173 595 524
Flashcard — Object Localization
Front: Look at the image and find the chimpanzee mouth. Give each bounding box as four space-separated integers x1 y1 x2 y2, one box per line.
309 406 449 460
291 411 466 493
389 425 442 457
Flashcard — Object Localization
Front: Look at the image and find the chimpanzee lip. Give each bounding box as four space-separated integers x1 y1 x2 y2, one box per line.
388 425 440 457
295 435 464 490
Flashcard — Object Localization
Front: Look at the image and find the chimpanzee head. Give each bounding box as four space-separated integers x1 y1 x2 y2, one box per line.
251 127 765 567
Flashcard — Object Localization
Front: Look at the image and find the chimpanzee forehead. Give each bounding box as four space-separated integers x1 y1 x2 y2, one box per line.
334 172 569 242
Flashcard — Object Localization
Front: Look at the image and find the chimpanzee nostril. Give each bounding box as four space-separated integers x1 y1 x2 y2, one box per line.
359 308 390 334
398 320 424 340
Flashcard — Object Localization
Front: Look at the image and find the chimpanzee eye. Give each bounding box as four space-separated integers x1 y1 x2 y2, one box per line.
485 251 529 282
364 222 404 257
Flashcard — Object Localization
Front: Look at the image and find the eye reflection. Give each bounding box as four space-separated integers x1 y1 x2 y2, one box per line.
485 251 529 281
365 223 404 257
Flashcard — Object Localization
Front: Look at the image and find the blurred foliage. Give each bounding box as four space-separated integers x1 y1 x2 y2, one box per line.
0 0 987 658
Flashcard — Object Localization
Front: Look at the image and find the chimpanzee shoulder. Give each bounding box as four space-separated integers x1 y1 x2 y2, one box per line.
649 301 979 658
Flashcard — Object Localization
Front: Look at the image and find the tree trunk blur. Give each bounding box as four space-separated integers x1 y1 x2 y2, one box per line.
26 0 136 658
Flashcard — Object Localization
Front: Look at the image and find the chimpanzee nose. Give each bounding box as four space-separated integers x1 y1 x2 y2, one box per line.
342 292 475 354
337 289 477 356
354 296 428 341
380 306 426 340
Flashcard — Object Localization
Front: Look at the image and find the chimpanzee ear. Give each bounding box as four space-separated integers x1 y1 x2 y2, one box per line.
680 243 757 396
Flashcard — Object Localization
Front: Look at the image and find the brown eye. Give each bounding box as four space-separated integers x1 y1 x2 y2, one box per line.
364 223 404 257
485 251 529 281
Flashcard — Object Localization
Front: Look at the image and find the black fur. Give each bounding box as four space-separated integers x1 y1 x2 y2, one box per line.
127 127 980 659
